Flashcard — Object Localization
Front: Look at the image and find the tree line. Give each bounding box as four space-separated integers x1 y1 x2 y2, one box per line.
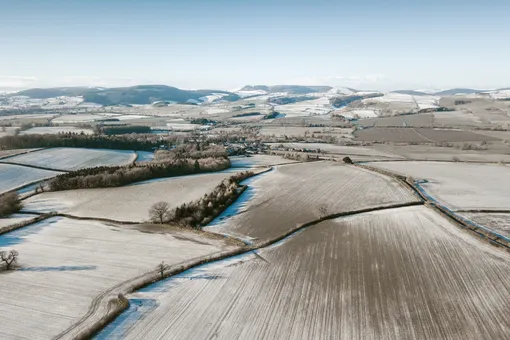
149 171 255 228
47 144 230 191
0 134 159 151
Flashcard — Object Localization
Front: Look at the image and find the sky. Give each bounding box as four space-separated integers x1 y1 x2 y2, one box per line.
1 0 509 91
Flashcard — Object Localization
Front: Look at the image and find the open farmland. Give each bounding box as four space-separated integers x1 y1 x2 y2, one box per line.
354 127 497 143
23 170 244 222
0 148 41 159
4 147 136 171
0 163 62 194
230 155 297 168
274 98 333 117
205 162 419 242
366 161 510 210
101 206 510 340
259 126 354 139
19 126 94 135
459 212 510 238
357 113 433 128
369 144 510 163
266 142 401 158
0 213 39 230
0 217 236 340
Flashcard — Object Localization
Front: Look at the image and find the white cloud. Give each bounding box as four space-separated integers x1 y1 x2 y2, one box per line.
288 74 388 90
0 76 38 88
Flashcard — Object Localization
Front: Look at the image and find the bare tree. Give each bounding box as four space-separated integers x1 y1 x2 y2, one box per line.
1 250 19 270
149 202 170 224
157 261 169 279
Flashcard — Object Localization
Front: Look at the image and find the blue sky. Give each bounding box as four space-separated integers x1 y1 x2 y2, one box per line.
1 0 509 90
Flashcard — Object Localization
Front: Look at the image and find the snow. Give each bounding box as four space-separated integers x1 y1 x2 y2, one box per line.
22 171 242 222
4 147 136 171
0 217 234 340
0 164 62 194
234 90 268 98
20 126 94 135
367 161 510 210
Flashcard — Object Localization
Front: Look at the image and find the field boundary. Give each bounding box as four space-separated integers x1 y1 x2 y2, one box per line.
0 212 57 236
355 163 510 249
0 147 46 160
0 160 70 172
55 200 424 340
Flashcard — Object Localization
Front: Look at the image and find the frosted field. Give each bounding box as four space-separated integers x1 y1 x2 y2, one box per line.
206 162 419 242
0 126 20 137
460 212 510 238
267 142 400 158
0 164 62 194
5 147 136 171
230 155 297 168
259 126 353 138
104 206 510 340
338 109 378 119
52 114 108 123
163 123 210 131
19 126 94 135
275 98 333 117
0 217 235 340
0 213 38 230
23 171 243 221
367 161 510 210
0 148 41 159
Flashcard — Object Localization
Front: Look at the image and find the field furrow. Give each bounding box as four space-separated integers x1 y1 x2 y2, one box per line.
100 206 510 340
206 162 420 242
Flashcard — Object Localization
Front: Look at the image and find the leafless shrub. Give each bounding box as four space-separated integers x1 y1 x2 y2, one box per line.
1 250 19 270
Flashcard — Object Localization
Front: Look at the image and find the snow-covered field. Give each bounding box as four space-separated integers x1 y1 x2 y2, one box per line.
101 206 510 340
20 126 94 135
0 217 235 340
0 213 38 229
160 123 210 131
23 171 242 221
4 147 136 171
206 162 419 242
460 212 510 238
338 109 378 119
0 148 41 159
267 142 400 158
0 126 20 137
0 164 62 194
366 161 510 210
230 155 297 168
274 98 333 117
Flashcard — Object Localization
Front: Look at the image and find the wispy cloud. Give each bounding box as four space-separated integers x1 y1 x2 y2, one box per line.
0 76 38 88
289 75 387 89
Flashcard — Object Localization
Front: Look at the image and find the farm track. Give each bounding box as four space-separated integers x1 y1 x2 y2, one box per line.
55 200 426 340
0 160 70 172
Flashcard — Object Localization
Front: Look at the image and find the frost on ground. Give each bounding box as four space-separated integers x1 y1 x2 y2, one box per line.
367 161 510 210
0 213 39 229
19 126 94 135
0 148 41 159
4 147 136 171
23 171 243 221
230 155 297 168
0 164 62 194
104 206 510 340
266 143 401 158
0 217 235 340
205 162 419 242
460 212 510 238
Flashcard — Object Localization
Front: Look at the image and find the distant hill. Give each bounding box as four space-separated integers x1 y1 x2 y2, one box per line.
434 88 484 96
391 90 429 96
13 85 240 105
240 85 332 94
15 87 94 98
